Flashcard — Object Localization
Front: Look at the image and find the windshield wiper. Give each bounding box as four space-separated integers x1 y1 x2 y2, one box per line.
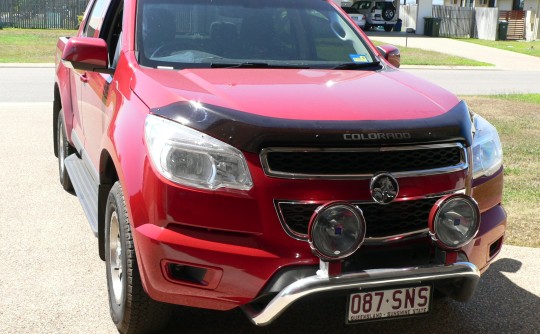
333 61 381 70
210 62 309 69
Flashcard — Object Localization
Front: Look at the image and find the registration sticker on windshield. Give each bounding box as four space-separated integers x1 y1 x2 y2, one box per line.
349 54 368 63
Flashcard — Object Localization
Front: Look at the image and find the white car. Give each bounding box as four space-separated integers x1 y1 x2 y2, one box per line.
350 0 397 31
341 6 367 29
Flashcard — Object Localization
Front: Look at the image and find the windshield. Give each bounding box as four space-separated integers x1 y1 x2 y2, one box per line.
136 0 376 69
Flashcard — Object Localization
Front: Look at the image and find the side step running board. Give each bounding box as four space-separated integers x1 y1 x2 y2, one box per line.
65 154 99 236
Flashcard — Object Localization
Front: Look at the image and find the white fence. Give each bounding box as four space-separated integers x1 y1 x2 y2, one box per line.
399 5 536 40
527 11 539 41
475 8 499 41
399 4 418 31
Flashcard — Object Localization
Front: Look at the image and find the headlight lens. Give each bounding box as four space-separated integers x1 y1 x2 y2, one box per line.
308 202 366 260
145 115 253 190
429 194 480 250
472 115 503 179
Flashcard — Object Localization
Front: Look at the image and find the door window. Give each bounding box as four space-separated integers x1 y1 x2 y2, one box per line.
82 0 111 37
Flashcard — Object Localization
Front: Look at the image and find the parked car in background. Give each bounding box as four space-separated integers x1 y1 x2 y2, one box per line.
342 6 366 29
351 0 397 31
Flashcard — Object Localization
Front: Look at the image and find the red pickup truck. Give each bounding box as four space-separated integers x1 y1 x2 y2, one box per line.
54 0 506 333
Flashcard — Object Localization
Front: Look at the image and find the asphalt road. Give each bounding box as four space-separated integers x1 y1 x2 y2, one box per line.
0 66 54 103
1 65 540 103
0 68 539 333
403 67 540 95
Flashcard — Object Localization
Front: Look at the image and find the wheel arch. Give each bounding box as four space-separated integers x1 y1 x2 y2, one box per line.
98 149 120 260
54 81 75 157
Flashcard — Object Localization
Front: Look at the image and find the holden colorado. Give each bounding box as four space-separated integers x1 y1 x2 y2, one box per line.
53 0 506 333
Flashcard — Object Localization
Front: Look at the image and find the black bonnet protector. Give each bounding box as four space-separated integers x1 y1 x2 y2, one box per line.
151 100 473 153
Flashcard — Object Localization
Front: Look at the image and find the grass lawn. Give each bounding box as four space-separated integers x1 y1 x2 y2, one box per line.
371 39 492 66
0 28 76 63
457 38 540 58
463 94 540 248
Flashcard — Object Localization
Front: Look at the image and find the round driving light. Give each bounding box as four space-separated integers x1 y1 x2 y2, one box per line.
308 202 366 261
428 194 480 250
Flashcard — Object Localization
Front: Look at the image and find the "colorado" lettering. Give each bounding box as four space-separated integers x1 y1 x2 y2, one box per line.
343 132 412 141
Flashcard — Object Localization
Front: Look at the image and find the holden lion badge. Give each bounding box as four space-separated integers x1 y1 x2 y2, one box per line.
370 173 399 204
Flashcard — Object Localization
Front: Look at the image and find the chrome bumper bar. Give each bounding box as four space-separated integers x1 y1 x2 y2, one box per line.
242 262 479 326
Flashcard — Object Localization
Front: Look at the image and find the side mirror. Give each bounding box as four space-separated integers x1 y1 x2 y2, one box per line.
62 37 110 73
377 45 400 68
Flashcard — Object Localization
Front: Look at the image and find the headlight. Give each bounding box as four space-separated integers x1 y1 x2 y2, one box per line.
308 202 366 261
145 115 253 190
472 115 503 179
428 194 480 250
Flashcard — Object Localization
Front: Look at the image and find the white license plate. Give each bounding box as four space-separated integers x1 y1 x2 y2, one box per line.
347 286 431 323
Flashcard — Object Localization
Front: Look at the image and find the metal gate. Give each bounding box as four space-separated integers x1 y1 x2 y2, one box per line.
0 0 89 29
499 10 525 40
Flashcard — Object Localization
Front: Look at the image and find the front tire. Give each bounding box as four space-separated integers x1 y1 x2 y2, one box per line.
105 182 172 334
57 111 75 191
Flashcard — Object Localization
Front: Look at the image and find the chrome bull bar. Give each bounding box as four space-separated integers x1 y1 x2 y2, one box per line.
242 262 480 326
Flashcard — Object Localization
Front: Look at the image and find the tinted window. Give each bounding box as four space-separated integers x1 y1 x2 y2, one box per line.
353 1 373 10
82 0 111 37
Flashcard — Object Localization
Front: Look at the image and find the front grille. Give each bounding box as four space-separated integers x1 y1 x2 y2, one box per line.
261 144 465 178
276 197 440 239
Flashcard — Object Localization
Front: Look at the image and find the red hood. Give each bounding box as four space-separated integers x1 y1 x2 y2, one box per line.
132 67 459 121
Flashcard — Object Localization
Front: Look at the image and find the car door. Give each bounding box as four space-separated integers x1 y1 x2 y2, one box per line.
69 0 111 151
79 0 123 179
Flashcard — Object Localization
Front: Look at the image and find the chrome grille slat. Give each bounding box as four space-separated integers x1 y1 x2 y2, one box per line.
260 143 467 179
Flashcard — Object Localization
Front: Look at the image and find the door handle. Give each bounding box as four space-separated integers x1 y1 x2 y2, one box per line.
80 72 88 83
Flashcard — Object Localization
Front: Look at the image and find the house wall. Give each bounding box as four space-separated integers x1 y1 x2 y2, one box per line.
443 0 461 5
523 0 540 11
498 0 513 10
443 0 491 6
474 0 490 7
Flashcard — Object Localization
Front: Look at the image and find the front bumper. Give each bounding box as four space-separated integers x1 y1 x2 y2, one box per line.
133 203 504 313
243 262 479 326
130 151 505 316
